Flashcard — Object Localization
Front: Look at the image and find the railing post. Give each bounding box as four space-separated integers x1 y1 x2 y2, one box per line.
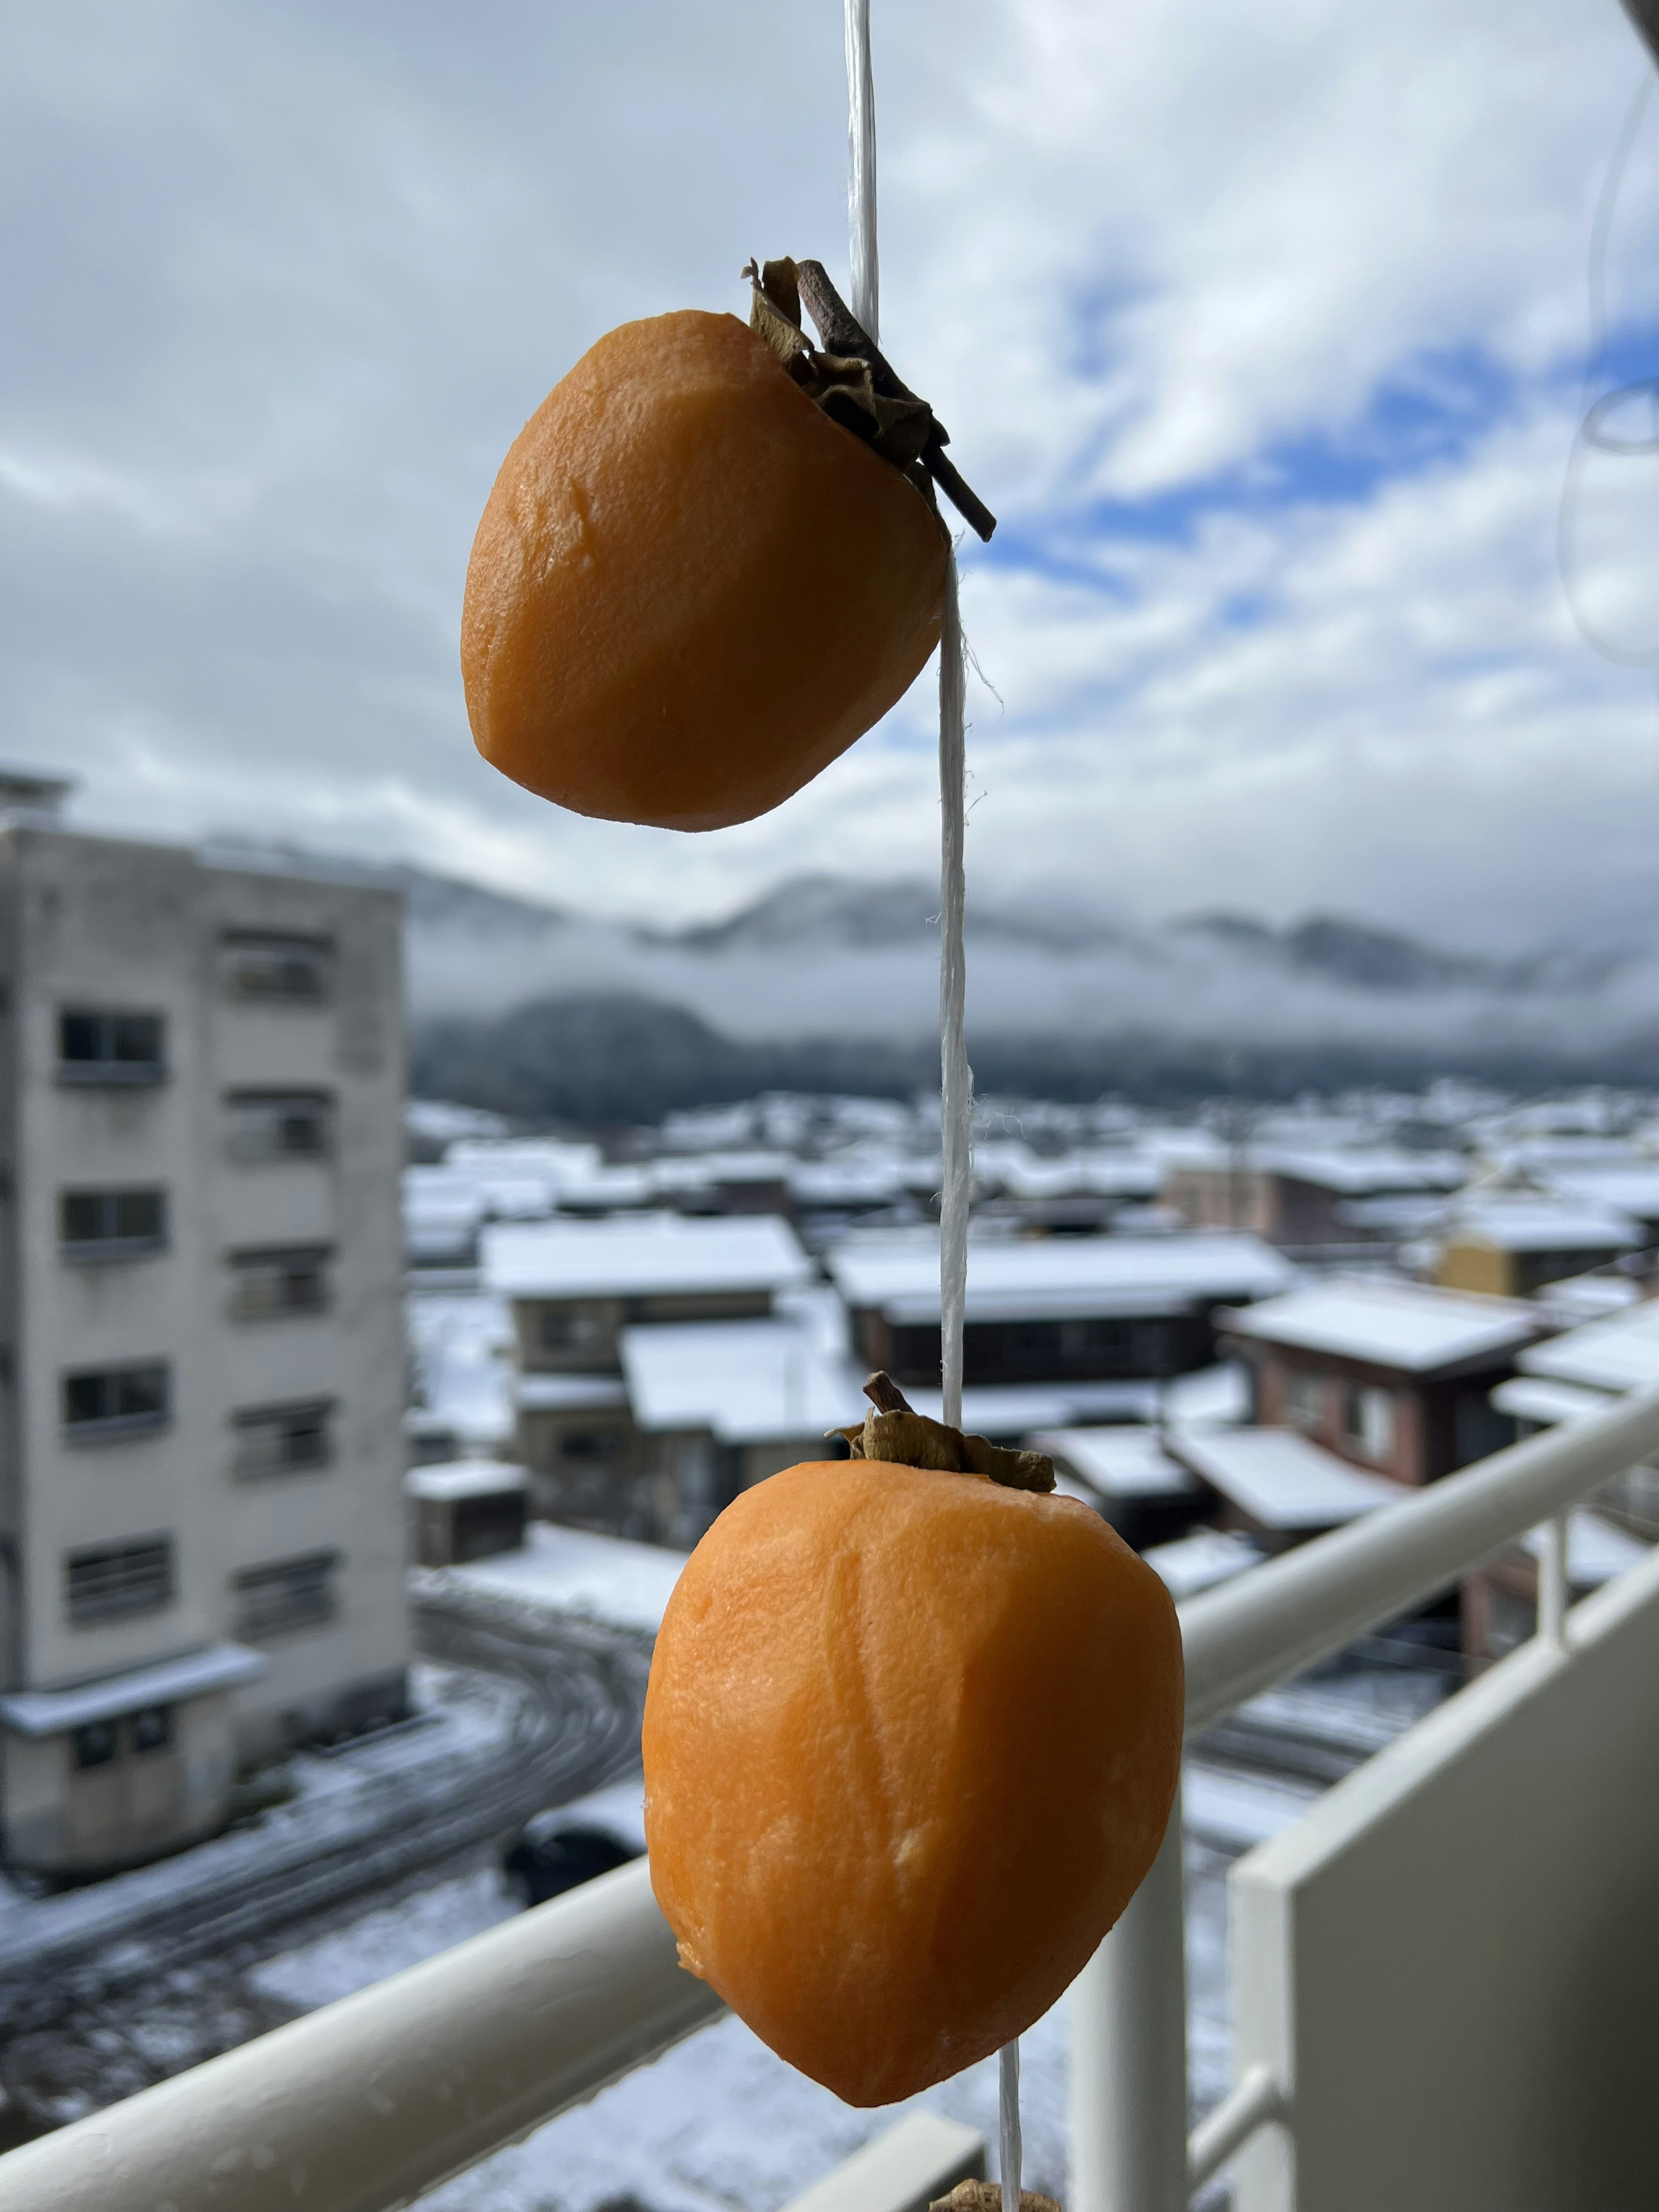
1069 1784 1189 2212
1538 1511 1571 1648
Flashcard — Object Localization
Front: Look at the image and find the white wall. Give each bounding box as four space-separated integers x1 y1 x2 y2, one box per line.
1230 1545 1659 2212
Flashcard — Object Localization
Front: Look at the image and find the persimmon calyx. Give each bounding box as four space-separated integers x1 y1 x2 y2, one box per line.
932 2184 1063 2212
742 256 997 543
828 1370 1055 1494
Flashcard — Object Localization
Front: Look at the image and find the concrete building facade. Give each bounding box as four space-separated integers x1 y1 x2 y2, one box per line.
0 823 408 1875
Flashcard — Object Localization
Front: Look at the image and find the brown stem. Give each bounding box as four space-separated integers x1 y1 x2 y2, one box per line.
792 261 997 544
863 1370 913 1414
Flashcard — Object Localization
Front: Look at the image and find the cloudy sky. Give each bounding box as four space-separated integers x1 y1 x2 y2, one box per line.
5 0 1659 945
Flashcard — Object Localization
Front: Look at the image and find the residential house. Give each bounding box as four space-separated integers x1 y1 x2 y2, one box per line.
1220 1275 1550 1490
1432 1194 1642 1300
1163 1144 1466 1250
826 1229 1294 1437
481 1212 814 1532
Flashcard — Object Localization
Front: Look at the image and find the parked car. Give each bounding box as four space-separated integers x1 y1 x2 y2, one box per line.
503 1775 646 1907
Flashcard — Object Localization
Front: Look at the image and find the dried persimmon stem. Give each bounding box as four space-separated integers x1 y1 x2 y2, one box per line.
864 1370 913 1414
759 258 997 543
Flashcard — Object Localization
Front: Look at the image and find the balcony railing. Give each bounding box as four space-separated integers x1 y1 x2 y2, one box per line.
5 1385 1659 2212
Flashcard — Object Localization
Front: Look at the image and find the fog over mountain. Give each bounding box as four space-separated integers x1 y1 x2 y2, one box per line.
207 839 1659 1117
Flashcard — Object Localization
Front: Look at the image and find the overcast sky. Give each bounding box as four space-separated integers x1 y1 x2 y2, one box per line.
5 0 1659 944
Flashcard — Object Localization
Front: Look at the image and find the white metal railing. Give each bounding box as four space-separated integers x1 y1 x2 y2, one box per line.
5 1383 1659 2212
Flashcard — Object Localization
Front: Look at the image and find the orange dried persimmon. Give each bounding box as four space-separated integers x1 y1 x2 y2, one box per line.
461 261 992 833
642 1448 1183 2107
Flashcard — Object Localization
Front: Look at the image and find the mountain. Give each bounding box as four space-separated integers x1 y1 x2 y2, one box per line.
202 840 1659 1119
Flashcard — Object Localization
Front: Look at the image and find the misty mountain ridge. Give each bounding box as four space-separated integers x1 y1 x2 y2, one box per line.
205 838 1659 1114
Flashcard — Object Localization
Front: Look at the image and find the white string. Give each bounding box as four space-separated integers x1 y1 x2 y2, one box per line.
938 549 972 1433
843 0 879 342
843 7 1005 2184
999 2040 1023 2212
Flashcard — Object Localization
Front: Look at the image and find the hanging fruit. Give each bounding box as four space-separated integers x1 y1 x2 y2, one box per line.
461 260 993 831
642 1374 1184 2107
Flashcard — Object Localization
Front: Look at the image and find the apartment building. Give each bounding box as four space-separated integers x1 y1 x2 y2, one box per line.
0 817 408 1875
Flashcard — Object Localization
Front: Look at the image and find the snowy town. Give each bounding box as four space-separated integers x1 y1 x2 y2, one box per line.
5 796 1659 2206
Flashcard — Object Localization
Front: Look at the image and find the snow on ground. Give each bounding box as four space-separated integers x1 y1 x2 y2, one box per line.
250 1865 519 2013
230 1753 1311 2212
444 1522 689 1635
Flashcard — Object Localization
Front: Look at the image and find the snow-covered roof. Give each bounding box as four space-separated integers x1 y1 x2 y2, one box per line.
1490 1375 1615 1429
403 1459 528 1502
1518 1299 1659 1395
1143 1528 1264 1599
447 1522 688 1634
515 1374 630 1412
899 1379 1164 1433
404 1288 515 1453
1544 1166 1659 1224
1532 1271 1641 1326
1252 1146 1467 1196
1522 1510 1650 1589
1442 1195 1642 1255
483 1213 812 1301
1163 1361 1250 1426
1169 1426 1405 1530
1029 1426 1198 1500
992 1151 1163 1202
620 1319 864 1444
1221 1274 1543 1373
826 1229 1294 1324
0 1643 266 1736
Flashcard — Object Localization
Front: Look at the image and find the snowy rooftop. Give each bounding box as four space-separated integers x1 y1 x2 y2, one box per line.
1544 1166 1659 1224
1143 1527 1265 1599
1490 1374 1615 1429
483 1213 812 1301
446 1522 687 1635
403 1459 528 1502
620 1318 864 1445
826 1229 1294 1323
900 1380 1163 1433
1518 1298 1659 1395
1251 1145 1467 1196
1221 1274 1543 1373
1029 1426 1198 1500
1169 1425 1405 1531
1442 1195 1643 1254
0 1642 265 1736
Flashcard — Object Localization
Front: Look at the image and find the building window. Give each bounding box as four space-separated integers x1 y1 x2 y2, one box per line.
227 1246 331 1321
539 1305 609 1353
1342 1384 1396 1464
73 1720 120 1770
219 934 333 1004
560 1430 621 1460
1284 1368 1325 1432
233 1551 339 1640
129 1705 174 1755
232 1399 334 1478
65 1537 174 1624
225 1090 332 1163
63 1362 170 1438
60 1187 168 1259
58 1008 165 1085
